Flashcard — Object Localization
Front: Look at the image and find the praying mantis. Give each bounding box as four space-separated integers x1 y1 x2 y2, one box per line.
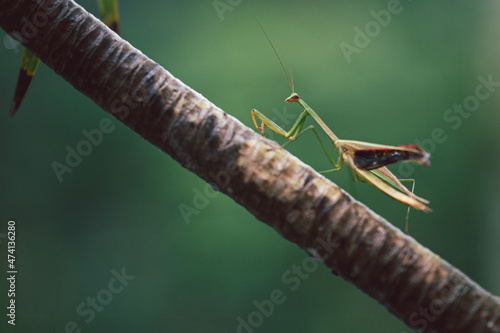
251 22 431 216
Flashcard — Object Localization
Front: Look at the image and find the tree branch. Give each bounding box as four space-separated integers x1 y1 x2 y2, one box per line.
1 1 499 332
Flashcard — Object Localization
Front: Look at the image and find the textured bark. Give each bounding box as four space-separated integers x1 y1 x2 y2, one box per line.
1 1 499 332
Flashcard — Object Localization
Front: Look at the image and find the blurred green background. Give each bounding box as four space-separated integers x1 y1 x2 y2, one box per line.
1 0 500 332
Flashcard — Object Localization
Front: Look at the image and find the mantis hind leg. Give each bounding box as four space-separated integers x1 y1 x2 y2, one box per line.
399 178 417 234
282 125 342 173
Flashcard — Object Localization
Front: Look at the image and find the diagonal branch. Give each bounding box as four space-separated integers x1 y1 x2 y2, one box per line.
1 1 499 332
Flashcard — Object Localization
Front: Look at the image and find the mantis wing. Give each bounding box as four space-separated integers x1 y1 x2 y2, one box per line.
338 140 431 212
347 159 431 212
371 167 429 204
337 140 430 169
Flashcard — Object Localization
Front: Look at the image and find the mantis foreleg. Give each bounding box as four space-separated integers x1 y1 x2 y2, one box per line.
251 109 308 140
282 125 343 173
252 110 343 172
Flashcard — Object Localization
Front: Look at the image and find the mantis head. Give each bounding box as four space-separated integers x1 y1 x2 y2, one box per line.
285 93 299 103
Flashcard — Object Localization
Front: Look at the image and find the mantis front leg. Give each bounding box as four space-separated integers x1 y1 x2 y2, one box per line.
251 109 343 172
251 108 308 140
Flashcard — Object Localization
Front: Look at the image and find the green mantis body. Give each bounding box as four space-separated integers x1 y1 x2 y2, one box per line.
251 22 431 213
252 93 431 212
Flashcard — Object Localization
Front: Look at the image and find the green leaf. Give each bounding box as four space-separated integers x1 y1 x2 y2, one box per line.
10 48 40 116
9 1 120 116
97 0 120 34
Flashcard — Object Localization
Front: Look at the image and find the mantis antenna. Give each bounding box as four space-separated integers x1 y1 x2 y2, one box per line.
254 18 294 93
